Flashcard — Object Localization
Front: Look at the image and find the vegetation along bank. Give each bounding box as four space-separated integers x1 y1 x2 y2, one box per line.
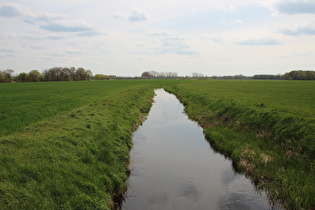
0 79 314 209
165 80 315 209
0 80 166 209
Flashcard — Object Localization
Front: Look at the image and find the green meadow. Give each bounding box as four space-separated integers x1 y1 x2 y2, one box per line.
166 80 315 209
0 79 314 209
0 80 169 137
0 80 168 209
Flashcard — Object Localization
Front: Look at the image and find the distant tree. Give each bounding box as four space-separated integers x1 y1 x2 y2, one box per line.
43 67 62 81
60 67 71 81
28 70 42 82
69 67 76 81
86 70 93 80
6 69 14 82
148 71 158 78
15 72 28 82
141 71 154 79
305 71 315 80
283 70 315 80
76 67 91 81
142 71 178 79
233 74 248 79
164 72 178 78
107 75 116 79
0 71 5 82
253 74 281 80
94 74 109 80
42 67 92 82
192 72 204 78
43 69 52 81
0 69 14 82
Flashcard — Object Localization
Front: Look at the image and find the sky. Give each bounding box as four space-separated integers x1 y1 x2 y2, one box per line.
0 0 315 77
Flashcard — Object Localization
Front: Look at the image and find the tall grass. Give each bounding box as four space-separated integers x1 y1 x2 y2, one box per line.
2 79 314 209
165 80 315 209
0 81 166 209
0 87 155 209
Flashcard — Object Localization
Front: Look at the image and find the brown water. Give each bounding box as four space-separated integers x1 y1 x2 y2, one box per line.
122 89 277 210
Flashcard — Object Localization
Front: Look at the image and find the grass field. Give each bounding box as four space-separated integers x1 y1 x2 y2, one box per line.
165 80 315 209
0 80 171 137
0 79 314 209
0 80 170 209
168 80 315 118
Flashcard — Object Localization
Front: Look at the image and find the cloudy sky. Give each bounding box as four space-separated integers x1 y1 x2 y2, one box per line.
0 0 314 76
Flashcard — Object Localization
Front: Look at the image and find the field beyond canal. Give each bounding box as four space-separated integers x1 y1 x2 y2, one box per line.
0 79 314 209
166 80 315 209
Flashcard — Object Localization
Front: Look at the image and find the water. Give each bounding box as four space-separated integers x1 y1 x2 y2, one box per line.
122 89 276 210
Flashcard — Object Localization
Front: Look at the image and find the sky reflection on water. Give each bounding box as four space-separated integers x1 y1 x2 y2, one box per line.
122 89 274 210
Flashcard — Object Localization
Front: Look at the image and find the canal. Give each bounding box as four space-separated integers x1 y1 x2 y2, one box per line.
122 89 276 210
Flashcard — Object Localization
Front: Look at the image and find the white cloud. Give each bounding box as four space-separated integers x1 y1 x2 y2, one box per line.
236 37 282 46
150 30 196 55
276 0 315 14
112 11 125 20
0 3 32 17
112 8 149 22
47 35 68 40
0 48 16 53
34 11 66 22
279 52 312 58
211 37 224 43
40 20 94 32
39 19 102 36
235 18 243 24
22 11 66 25
280 22 315 36
0 2 102 36
151 30 185 40
220 5 236 11
22 34 69 41
0 33 16 39
29 46 45 50
129 8 149 22
77 30 105 37
65 51 82 55
1 1 315 76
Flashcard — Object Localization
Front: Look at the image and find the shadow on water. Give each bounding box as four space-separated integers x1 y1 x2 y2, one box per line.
122 89 280 210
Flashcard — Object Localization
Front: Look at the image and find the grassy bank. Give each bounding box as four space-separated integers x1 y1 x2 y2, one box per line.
0 84 156 209
0 80 168 137
1 79 314 209
165 80 315 209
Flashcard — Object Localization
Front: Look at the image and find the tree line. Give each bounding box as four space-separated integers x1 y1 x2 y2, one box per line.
252 71 315 80
141 71 178 79
282 70 315 80
1 69 314 83
0 67 92 83
139 70 314 80
0 69 14 83
93 74 116 80
213 71 315 80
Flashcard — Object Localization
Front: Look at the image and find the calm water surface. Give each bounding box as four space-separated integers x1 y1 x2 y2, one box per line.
122 89 276 210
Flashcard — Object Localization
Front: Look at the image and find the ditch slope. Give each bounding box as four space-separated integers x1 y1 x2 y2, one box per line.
0 87 154 209
165 83 315 210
